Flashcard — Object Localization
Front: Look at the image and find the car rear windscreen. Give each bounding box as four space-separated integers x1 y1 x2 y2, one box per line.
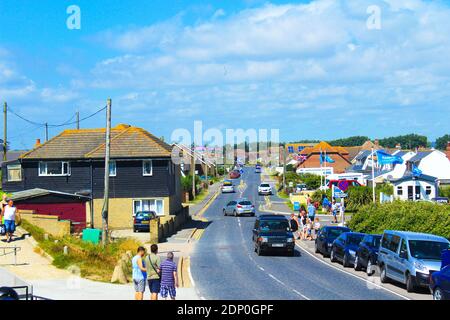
239 201 252 205
259 220 290 232
328 228 349 238
260 184 270 187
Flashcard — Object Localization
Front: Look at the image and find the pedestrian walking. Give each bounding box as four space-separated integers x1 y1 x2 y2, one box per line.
313 217 321 240
145 244 161 301
2 200 18 243
160 252 178 300
289 214 299 239
322 195 330 213
331 199 338 224
132 246 147 300
307 202 316 223
306 194 311 206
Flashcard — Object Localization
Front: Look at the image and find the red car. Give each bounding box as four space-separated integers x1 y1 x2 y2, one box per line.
229 170 241 179
327 179 361 191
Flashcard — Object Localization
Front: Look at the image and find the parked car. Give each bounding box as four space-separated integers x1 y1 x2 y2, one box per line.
252 215 295 256
258 183 272 195
315 226 351 257
378 230 450 292
229 170 241 179
330 232 366 267
320 179 361 190
354 234 382 275
295 183 307 193
133 211 157 232
221 180 235 193
429 265 450 300
223 199 255 217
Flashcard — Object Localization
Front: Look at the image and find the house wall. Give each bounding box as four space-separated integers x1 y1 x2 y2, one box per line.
297 153 351 173
86 194 182 229
2 158 181 200
417 151 450 180
393 180 437 201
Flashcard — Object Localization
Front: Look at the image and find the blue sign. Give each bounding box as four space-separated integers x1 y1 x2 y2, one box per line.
332 185 347 198
293 202 300 211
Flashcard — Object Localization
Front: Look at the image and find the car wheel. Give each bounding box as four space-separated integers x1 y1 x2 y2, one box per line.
343 253 351 267
366 260 374 276
133 228 137 233
234 210 238 217
354 255 362 271
380 264 389 283
330 248 337 263
257 246 264 256
314 242 320 254
223 209 227 216
433 287 443 301
406 273 417 293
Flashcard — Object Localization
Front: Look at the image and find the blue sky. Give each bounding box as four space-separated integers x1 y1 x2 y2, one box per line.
1 0 450 149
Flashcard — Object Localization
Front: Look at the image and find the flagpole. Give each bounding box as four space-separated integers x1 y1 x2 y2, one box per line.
320 148 323 189
371 147 376 203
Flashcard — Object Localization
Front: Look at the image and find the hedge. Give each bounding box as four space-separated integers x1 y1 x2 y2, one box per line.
348 201 450 239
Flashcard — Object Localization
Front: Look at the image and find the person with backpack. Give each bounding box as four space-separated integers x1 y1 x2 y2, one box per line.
145 244 161 301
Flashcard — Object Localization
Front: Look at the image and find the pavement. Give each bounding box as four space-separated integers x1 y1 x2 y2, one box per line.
189 167 433 300
0 182 222 300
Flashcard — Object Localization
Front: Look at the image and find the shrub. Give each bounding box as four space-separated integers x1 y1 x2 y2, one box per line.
347 201 450 238
346 186 373 212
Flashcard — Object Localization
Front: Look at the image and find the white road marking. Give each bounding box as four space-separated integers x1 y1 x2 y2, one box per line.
293 289 311 300
187 266 196 287
268 273 285 286
296 243 410 300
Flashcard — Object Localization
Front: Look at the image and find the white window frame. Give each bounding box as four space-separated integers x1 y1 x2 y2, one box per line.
109 161 117 177
133 199 164 217
143 160 153 176
38 161 71 176
7 164 22 182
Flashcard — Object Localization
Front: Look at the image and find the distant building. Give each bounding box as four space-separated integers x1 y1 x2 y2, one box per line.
295 141 351 174
390 173 438 201
285 143 316 154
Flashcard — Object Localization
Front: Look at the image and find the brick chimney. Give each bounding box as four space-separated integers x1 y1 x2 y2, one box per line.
34 139 41 148
395 143 401 149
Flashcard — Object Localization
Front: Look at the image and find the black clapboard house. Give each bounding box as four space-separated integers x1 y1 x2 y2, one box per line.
1 124 183 229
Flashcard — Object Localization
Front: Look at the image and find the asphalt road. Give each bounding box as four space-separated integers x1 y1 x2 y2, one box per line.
190 168 405 300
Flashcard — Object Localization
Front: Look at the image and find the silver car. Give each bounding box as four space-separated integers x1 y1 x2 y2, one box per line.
223 199 255 217
378 230 450 293
221 180 235 193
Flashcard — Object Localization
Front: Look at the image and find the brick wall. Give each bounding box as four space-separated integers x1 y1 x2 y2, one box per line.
21 212 71 237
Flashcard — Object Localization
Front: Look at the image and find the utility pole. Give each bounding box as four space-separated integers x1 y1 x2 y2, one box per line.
191 146 196 200
3 102 7 162
282 144 286 190
371 147 376 203
101 98 112 246
76 111 80 129
45 123 49 142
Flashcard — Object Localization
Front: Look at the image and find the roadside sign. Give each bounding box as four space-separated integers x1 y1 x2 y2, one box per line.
293 201 300 211
332 185 347 199
338 180 350 192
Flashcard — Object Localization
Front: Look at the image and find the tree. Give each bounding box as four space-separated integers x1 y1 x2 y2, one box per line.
435 134 450 150
378 134 428 149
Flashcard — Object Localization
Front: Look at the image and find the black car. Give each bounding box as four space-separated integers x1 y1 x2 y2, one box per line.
330 232 366 267
253 215 295 256
315 226 351 257
354 234 382 275
133 211 156 232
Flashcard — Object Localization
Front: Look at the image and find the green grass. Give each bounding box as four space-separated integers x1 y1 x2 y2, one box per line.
21 220 142 282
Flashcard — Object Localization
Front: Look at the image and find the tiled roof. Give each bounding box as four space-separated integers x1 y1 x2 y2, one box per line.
0 150 27 165
20 124 172 160
300 141 348 155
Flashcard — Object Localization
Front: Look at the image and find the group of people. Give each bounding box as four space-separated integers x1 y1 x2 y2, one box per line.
132 244 178 301
289 210 321 241
321 195 345 224
0 195 19 243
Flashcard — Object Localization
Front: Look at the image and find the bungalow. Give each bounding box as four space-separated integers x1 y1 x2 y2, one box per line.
390 172 438 201
406 150 450 184
1 124 183 229
295 141 351 174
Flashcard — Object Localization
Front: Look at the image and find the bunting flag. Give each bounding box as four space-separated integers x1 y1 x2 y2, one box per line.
376 150 403 165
